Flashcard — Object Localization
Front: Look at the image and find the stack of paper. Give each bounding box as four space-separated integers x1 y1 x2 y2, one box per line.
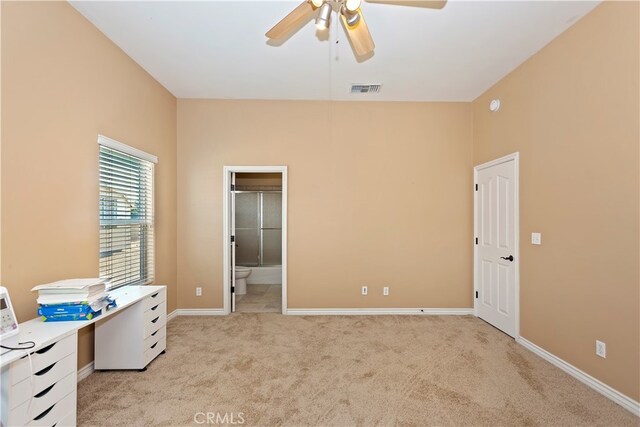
31 278 116 321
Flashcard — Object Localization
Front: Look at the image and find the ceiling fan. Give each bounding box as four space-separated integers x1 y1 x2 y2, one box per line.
266 0 446 57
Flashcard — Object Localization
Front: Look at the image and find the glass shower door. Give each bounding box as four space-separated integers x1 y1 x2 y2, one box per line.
235 192 260 266
261 192 282 265
234 191 282 266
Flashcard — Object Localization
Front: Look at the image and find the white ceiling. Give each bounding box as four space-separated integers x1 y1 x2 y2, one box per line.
70 0 600 101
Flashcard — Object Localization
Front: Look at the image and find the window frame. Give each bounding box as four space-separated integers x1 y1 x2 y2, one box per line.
98 135 157 290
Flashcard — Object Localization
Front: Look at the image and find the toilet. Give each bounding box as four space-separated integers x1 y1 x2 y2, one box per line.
234 266 252 295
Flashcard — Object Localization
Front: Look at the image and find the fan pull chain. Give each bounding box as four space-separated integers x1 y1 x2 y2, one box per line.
334 11 341 62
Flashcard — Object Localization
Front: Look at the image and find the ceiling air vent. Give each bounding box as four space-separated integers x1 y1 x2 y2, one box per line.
350 84 382 94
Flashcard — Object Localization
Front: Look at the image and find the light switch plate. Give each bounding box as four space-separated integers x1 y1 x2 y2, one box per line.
531 232 542 245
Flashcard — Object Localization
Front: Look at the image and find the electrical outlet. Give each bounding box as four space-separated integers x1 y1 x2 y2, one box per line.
383 286 389 296
196 287 202 297
361 286 368 296
596 340 606 358
531 232 542 245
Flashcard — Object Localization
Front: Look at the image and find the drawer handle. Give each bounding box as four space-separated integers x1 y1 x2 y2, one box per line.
151 304 159 311
150 342 158 349
151 330 158 337
151 316 160 324
33 403 55 421
36 342 56 354
35 362 56 376
151 293 159 298
34 382 56 398
21 340 57 359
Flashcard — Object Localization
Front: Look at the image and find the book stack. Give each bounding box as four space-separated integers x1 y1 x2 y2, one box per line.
31 278 116 322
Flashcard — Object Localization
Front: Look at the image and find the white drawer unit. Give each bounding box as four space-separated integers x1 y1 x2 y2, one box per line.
142 289 166 312
94 286 167 370
10 353 76 410
1 285 168 426
9 334 76 387
0 332 78 427
26 390 76 427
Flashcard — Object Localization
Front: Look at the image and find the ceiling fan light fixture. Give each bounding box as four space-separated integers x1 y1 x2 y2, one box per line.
341 6 361 26
344 0 361 13
316 2 332 30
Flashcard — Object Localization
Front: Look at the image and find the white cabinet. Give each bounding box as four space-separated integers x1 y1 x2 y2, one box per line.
94 286 166 370
1 332 78 427
1 285 168 426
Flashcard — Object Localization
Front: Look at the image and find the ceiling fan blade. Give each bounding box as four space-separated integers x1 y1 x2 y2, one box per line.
364 0 447 9
340 11 375 56
266 1 317 39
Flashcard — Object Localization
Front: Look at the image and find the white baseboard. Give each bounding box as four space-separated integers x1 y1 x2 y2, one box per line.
173 309 226 316
517 336 640 417
167 309 178 322
77 362 94 382
286 308 474 316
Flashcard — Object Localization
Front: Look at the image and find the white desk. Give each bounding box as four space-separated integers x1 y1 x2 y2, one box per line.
0 285 167 426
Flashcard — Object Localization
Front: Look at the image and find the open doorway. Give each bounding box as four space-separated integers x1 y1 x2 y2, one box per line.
223 166 288 315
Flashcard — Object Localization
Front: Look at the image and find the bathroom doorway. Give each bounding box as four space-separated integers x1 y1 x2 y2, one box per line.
223 166 288 315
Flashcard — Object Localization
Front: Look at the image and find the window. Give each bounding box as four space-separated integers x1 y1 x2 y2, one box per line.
98 136 157 289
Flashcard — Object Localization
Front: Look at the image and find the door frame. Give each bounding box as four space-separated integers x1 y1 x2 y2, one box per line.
473 152 520 338
223 166 288 315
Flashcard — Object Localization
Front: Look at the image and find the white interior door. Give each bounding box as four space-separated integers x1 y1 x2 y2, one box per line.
231 172 236 313
475 155 518 337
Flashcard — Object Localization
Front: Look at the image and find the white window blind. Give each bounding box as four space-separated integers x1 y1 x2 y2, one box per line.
99 142 155 289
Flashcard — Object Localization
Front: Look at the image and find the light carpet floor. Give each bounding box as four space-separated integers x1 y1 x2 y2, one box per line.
78 315 637 426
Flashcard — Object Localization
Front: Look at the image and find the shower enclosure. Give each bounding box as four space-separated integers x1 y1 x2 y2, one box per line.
234 191 282 267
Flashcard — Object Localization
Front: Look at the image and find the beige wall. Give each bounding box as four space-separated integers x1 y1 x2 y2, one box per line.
178 100 473 309
1 1 177 368
473 2 639 401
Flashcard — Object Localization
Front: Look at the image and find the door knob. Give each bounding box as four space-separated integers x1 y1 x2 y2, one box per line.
500 255 514 262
